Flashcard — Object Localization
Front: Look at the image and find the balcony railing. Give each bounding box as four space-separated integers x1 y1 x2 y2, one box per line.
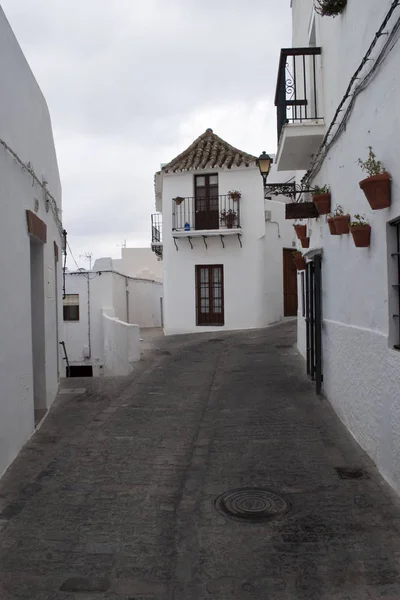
151 213 163 259
172 194 241 232
275 47 322 141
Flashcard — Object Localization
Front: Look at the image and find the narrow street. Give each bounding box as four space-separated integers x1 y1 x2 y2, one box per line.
1 321 400 599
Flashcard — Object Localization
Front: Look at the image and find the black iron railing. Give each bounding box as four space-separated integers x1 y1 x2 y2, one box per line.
172 194 241 231
275 47 322 140
151 213 163 258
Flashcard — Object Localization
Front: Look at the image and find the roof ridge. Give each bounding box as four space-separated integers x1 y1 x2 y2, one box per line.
161 128 257 173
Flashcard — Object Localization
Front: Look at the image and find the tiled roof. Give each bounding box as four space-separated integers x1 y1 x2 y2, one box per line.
161 128 257 173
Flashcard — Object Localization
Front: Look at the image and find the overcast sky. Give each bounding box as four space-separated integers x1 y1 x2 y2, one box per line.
1 0 291 269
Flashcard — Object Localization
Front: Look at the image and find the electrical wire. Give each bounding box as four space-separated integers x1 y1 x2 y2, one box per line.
66 241 80 270
304 0 400 183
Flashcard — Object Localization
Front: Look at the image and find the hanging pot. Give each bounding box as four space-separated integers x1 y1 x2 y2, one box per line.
300 237 310 248
334 214 350 234
327 217 339 235
351 224 371 247
359 172 391 210
294 224 307 240
293 255 306 271
312 192 331 215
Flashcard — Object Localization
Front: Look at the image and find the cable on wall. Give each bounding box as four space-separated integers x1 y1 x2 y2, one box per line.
304 0 400 184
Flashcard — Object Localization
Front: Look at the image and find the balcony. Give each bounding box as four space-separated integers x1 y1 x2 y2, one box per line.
172 194 241 234
151 213 163 259
274 47 324 171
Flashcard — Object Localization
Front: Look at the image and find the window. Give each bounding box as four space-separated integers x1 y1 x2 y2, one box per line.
63 294 79 321
389 220 400 349
195 265 224 326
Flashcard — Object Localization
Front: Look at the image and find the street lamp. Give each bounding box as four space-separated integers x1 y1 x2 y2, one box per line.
257 151 273 186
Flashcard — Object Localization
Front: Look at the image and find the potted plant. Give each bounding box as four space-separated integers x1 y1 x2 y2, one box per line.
292 251 306 271
350 214 371 248
327 213 338 235
358 147 391 210
174 196 185 206
312 185 331 215
314 0 347 17
228 190 241 202
300 237 310 249
220 209 238 229
293 222 307 240
333 204 350 234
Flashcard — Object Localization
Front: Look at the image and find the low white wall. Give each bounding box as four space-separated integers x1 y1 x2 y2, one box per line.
102 311 139 376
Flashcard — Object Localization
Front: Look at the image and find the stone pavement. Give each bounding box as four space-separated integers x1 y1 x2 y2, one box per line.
1 321 400 599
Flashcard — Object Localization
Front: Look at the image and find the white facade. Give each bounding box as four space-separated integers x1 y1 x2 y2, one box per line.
281 1 400 492
94 247 163 283
64 270 162 376
156 130 296 336
0 8 63 477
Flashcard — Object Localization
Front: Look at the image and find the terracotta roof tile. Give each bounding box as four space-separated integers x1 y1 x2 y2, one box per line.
162 128 257 173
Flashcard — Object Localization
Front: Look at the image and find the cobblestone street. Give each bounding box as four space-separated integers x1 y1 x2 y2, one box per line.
1 321 400 599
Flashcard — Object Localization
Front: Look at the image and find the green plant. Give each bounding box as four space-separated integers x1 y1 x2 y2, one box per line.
312 185 330 195
358 147 386 177
228 190 241 201
350 214 369 228
314 0 347 17
333 204 344 216
220 208 238 224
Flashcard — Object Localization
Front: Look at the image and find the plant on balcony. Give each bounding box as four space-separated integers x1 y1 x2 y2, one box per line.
350 214 371 248
220 209 238 229
228 190 241 202
293 223 307 240
312 185 331 215
300 237 310 249
292 251 306 271
333 204 350 234
174 196 185 206
314 0 347 17
358 147 391 209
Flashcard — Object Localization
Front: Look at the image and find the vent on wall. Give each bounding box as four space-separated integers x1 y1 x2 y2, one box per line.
67 365 93 378
265 210 272 221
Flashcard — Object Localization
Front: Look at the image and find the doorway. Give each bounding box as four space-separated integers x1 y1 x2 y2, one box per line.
196 265 224 325
195 174 219 230
30 240 46 425
283 248 298 317
305 255 323 395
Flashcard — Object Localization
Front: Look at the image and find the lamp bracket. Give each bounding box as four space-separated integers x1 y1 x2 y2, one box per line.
263 182 316 202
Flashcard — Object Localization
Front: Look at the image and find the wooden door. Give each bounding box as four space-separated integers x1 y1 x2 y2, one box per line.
196 265 224 325
283 249 298 316
195 174 219 230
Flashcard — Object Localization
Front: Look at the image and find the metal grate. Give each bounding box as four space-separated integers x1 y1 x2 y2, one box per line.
173 194 241 232
335 467 369 480
391 220 400 349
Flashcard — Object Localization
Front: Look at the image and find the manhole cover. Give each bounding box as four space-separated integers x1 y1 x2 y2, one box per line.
214 488 291 523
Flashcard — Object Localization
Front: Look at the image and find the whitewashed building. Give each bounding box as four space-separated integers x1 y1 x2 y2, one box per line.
0 8 63 476
274 0 400 492
63 269 162 376
152 128 296 335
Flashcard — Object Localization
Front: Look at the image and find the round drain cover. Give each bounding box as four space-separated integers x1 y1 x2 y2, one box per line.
214 488 291 523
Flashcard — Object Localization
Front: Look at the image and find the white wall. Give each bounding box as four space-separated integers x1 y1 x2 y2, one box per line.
162 166 270 335
0 8 63 477
93 248 163 283
291 0 400 493
103 310 139 376
64 270 161 376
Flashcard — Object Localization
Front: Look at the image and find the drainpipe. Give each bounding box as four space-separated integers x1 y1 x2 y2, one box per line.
87 275 91 359
125 277 130 323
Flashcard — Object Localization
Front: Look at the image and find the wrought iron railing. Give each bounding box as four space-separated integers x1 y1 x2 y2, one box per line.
275 47 322 140
172 194 241 231
151 213 163 258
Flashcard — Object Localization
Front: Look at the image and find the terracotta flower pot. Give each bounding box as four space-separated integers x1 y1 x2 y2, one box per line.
312 193 331 215
294 224 307 240
327 217 339 235
359 172 391 210
334 214 350 234
351 224 371 247
300 237 310 248
293 255 306 271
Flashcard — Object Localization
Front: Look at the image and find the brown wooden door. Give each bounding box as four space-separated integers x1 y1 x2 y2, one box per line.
196 265 224 325
283 249 298 316
195 174 219 230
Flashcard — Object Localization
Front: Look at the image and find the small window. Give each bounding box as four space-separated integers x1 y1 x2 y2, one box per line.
63 294 79 321
389 220 400 349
